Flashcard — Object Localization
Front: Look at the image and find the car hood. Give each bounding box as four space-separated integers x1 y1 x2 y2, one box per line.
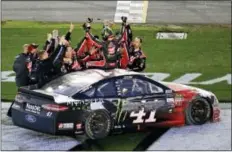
160 81 214 98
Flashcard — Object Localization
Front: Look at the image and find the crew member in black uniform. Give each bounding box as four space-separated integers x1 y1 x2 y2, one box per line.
128 37 146 72
13 43 39 87
29 23 74 88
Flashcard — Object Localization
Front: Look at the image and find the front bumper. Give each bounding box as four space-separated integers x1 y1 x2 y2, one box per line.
212 105 220 122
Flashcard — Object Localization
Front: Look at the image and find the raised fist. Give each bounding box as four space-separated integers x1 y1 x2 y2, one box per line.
69 23 74 32
47 33 52 41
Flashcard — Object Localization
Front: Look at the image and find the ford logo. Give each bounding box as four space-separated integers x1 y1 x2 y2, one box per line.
25 114 36 123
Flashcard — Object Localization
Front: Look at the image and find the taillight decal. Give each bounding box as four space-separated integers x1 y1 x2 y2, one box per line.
42 104 69 112
15 94 26 103
76 123 82 129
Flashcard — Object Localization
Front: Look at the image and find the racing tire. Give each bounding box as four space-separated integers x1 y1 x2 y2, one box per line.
185 97 212 125
85 110 112 140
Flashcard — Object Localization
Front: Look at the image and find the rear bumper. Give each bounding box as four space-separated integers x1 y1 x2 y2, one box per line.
11 108 75 136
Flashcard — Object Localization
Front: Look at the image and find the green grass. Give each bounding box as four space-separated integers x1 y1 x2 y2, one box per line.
1 20 231 101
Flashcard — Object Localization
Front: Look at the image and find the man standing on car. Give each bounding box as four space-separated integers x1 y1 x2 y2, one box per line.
101 20 114 41
86 33 121 69
13 43 39 87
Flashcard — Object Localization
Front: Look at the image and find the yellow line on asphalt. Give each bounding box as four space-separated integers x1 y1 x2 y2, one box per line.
142 0 149 23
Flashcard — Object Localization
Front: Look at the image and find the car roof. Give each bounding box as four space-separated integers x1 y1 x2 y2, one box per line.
58 68 144 84
40 69 144 95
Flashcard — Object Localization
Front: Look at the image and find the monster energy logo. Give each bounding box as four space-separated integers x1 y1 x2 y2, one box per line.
115 99 128 124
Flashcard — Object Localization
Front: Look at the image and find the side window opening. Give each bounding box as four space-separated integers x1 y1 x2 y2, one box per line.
148 82 163 93
115 78 134 97
83 87 96 97
72 87 96 99
96 80 116 97
115 77 164 97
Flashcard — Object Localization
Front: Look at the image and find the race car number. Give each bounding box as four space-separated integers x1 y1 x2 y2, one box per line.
130 108 156 124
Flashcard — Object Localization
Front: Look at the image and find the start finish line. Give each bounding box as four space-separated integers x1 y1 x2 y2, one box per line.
1 71 231 85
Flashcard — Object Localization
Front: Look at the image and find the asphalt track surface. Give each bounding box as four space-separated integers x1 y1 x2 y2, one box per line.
146 1 231 24
1 102 231 151
2 1 231 24
2 1 117 22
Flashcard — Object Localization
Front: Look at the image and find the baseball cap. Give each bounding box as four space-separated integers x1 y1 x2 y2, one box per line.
30 43 39 48
28 43 39 52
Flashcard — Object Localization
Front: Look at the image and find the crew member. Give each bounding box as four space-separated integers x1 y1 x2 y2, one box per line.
86 37 121 69
128 37 146 72
62 46 82 73
29 38 69 88
101 20 114 41
13 43 39 87
29 23 75 87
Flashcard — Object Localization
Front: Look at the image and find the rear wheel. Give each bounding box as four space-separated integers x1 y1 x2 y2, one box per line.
85 110 112 139
185 97 212 125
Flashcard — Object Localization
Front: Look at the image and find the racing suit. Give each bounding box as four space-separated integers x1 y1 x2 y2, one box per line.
86 40 121 69
74 32 103 68
101 25 113 41
128 47 146 72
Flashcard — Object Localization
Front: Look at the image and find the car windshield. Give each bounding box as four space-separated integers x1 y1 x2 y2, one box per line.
41 70 105 96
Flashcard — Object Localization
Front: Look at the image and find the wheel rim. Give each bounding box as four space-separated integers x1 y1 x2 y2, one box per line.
190 100 210 123
89 114 108 135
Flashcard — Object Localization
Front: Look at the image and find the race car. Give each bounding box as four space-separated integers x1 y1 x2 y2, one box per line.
8 69 220 139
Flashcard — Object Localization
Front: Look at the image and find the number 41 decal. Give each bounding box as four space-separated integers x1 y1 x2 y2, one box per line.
130 108 156 124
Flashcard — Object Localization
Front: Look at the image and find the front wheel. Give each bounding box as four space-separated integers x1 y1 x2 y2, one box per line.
85 110 112 139
185 97 212 125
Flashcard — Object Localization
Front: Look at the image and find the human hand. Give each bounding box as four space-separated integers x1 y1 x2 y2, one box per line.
47 33 52 41
63 39 70 46
69 22 74 32
52 30 59 39
59 36 69 46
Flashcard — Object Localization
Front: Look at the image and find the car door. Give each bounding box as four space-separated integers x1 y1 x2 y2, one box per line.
114 75 172 127
74 79 120 113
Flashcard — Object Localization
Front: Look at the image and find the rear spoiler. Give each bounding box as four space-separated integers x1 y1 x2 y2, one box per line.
18 87 54 101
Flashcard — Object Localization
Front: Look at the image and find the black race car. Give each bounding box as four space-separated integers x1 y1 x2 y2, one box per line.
8 69 220 139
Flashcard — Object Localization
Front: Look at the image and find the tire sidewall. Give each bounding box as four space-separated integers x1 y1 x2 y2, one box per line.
85 110 112 139
185 97 212 125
